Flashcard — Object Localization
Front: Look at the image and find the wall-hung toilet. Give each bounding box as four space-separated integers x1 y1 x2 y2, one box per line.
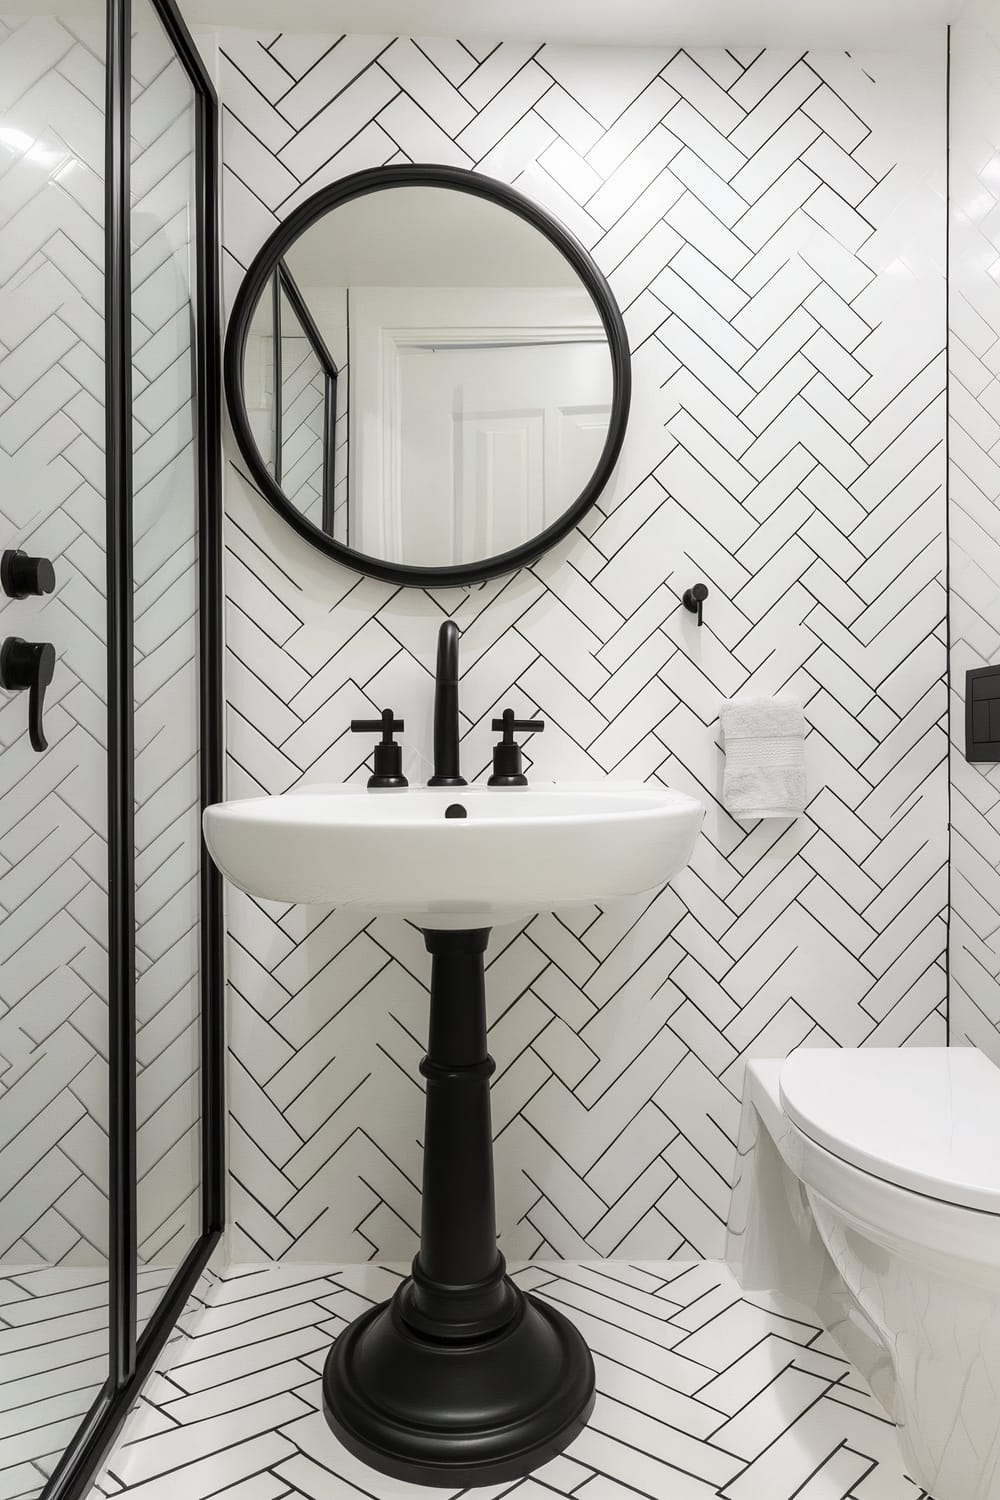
728 1047 1000 1500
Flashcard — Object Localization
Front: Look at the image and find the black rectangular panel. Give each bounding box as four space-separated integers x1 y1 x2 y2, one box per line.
966 665 1000 761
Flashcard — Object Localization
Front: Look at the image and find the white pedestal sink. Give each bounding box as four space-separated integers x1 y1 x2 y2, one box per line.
203 781 704 928
203 779 703 1488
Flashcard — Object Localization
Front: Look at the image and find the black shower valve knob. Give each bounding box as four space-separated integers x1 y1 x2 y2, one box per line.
1 549 55 599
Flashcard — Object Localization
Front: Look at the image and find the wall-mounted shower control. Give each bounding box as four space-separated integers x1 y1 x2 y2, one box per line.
0 637 55 751
350 709 408 788
488 708 545 786
1 549 55 599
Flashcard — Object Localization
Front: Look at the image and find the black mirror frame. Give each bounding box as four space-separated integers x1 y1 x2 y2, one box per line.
224 163 632 589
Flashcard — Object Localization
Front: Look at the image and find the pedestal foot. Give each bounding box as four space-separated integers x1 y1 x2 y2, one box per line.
323 1279 595 1486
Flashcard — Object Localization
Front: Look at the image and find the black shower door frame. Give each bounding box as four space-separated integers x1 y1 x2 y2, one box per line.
44 0 225 1495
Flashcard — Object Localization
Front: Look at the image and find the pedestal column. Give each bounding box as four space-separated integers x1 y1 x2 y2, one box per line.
400 928 517 1337
322 927 595 1487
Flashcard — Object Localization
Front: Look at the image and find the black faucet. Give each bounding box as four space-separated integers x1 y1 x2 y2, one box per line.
428 620 466 787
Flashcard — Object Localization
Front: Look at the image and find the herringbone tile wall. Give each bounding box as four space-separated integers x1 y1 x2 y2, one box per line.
948 3 1000 1062
0 15 112 1267
216 33 949 1262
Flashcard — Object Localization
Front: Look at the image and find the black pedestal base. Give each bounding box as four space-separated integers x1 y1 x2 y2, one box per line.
323 1279 596 1487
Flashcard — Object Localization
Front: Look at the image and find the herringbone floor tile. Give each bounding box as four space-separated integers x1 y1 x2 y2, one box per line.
0 1264 174 1498
90 1260 929 1500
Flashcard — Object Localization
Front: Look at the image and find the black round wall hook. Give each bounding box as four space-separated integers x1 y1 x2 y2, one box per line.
682 582 709 627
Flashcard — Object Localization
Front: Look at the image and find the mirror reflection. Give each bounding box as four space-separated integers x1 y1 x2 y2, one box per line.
239 184 615 570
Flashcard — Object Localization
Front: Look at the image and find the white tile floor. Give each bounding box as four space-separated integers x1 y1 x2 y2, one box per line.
0 1265 179 1500
91 1261 931 1500
0 1265 110 1500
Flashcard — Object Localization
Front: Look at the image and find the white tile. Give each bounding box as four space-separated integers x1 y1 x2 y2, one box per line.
189 30 955 1274
378 38 475 137
277 37 393 130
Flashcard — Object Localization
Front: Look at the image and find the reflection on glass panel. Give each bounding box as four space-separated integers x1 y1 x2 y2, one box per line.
130 0 200 1328
278 287 327 527
244 266 341 534
0 13 110 1495
245 287 276 476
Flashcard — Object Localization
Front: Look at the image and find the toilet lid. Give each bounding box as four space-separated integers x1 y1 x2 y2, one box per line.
779 1047 1000 1214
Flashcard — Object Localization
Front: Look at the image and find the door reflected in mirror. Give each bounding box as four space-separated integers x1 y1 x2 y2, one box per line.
228 172 629 582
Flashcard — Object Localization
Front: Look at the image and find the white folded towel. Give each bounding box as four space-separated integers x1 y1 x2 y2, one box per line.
720 697 807 820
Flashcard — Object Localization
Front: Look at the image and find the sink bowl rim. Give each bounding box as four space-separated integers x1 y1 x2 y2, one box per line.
204 781 703 833
201 780 705 925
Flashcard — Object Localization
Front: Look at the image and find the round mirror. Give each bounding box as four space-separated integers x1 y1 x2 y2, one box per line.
224 165 631 587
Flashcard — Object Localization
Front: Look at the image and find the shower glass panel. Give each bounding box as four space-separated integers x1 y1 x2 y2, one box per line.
0 10 110 1496
0 0 220 1491
129 0 202 1331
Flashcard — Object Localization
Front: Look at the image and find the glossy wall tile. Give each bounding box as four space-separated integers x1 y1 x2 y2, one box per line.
948 1 1000 1061
216 35 948 1262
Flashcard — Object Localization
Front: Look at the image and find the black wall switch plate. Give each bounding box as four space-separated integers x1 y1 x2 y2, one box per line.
966 665 1000 761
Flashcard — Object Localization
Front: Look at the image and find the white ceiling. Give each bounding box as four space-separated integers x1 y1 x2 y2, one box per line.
182 0 963 47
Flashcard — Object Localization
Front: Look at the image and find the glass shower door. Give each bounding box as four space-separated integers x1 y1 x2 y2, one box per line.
0 10 110 1494
0 0 220 1492
129 0 203 1330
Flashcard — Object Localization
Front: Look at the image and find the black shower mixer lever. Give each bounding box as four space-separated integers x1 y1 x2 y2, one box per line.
0 637 55 751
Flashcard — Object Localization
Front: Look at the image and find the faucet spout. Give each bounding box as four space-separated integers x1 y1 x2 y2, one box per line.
429 620 466 787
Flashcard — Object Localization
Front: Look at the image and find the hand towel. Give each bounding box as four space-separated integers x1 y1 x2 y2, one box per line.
720 697 807 820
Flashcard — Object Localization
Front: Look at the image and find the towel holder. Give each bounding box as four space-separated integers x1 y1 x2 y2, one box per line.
682 582 709 627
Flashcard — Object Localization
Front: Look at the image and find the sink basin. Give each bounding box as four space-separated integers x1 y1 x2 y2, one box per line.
203 782 704 928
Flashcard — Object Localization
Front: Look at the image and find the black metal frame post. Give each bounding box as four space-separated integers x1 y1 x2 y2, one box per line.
40 0 224 1495
271 267 283 487
105 0 136 1399
323 928 595 1488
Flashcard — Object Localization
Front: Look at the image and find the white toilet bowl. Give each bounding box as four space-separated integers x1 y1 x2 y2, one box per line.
728 1047 1000 1500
